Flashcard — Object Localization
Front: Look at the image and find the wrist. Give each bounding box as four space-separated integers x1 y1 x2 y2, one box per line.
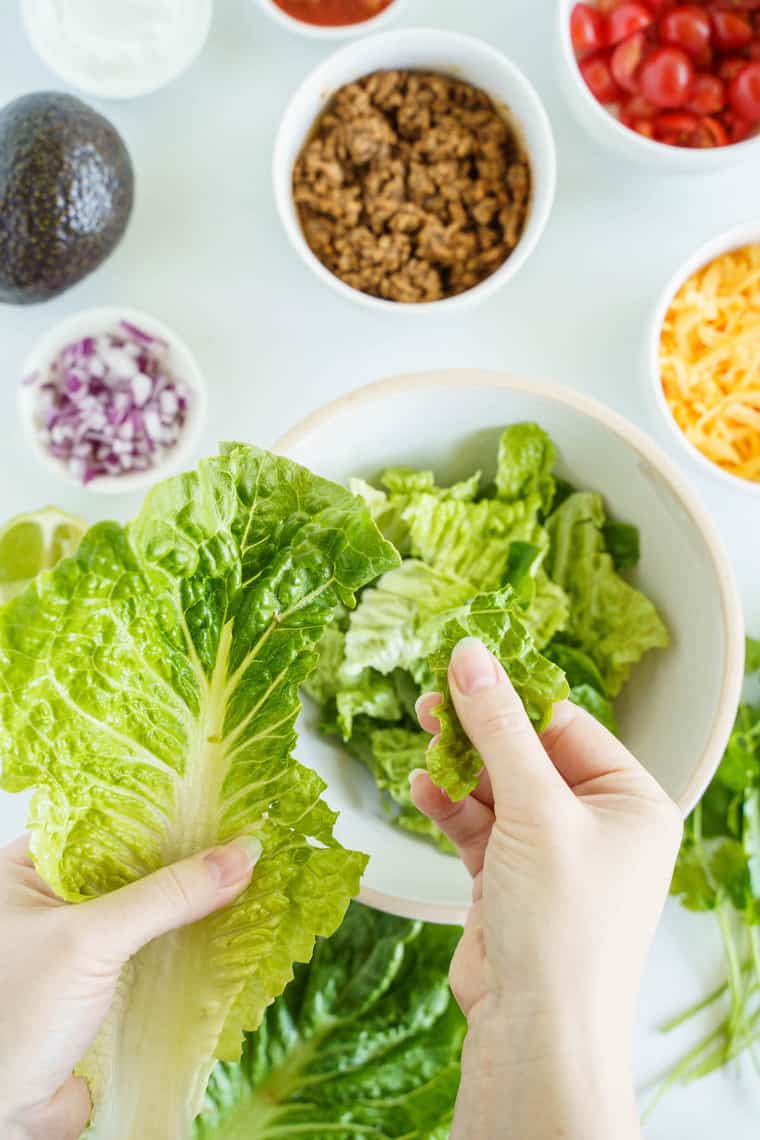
453 994 640 1140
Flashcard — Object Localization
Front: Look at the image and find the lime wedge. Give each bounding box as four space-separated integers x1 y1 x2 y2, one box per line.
0 508 87 604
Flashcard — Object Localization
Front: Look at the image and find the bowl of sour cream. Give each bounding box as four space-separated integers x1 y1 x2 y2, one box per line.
22 0 213 100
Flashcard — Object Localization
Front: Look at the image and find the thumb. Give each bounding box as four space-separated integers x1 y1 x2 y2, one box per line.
448 638 566 817
79 836 262 961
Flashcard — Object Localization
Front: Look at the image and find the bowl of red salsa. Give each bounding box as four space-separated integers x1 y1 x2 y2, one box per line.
257 0 405 39
558 0 760 169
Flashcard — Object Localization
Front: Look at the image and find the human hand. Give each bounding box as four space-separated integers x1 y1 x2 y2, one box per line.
411 637 682 1140
0 834 261 1140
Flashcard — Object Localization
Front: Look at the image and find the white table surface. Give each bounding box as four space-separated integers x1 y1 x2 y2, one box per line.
1 0 759 1134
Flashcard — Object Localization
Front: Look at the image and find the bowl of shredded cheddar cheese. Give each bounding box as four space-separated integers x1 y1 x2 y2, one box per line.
648 221 760 490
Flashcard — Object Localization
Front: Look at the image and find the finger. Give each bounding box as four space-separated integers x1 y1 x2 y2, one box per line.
541 700 643 789
410 770 493 877
448 638 566 817
415 692 442 735
79 837 262 961
44 1076 91 1140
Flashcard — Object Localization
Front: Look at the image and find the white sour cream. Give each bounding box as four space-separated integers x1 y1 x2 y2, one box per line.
22 0 213 99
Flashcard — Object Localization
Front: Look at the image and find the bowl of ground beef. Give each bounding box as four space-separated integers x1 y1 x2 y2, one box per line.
274 28 557 311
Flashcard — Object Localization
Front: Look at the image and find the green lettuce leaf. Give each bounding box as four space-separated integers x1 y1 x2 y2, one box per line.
343 560 473 679
402 493 546 589
602 521 640 572
195 902 465 1139
545 492 668 696
0 445 399 1140
426 589 569 800
746 636 760 677
495 423 556 513
364 726 455 853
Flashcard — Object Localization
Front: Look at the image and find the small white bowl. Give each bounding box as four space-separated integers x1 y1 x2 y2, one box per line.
255 0 405 41
18 306 208 495
273 28 557 315
556 0 760 172
645 219 760 493
277 370 745 923
21 0 213 100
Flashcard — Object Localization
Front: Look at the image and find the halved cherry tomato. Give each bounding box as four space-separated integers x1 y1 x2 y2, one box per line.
639 46 696 106
619 91 658 133
580 51 624 102
611 31 649 90
750 40 760 61
659 6 712 57
686 72 727 112
653 109 700 142
690 114 730 144
711 10 753 50
719 55 751 81
722 109 753 141
729 60 760 122
571 3 608 59
608 1 655 44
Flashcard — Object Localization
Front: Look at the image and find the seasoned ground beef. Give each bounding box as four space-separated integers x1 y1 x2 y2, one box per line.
292 69 532 304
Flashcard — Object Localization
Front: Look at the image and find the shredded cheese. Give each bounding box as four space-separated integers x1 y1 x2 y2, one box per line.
660 244 760 483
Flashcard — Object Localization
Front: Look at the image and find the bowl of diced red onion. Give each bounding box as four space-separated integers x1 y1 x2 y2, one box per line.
18 306 208 493
558 0 760 169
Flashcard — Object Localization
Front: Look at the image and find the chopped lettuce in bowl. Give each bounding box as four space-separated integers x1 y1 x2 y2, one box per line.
304 423 670 851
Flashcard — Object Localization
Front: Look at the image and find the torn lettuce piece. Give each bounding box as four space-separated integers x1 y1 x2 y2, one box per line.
336 671 403 739
568 684 618 735
195 902 465 1139
366 726 456 854
426 589 569 800
495 422 556 513
402 493 546 589
545 491 668 696
380 466 481 501
602 521 640 572
0 445 399 1140
343 559 473 678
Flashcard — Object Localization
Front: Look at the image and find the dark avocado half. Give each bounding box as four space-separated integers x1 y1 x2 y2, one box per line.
0 92 134 304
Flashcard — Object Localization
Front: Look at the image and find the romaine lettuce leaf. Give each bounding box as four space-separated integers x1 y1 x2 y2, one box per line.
195 902 465 1139
495 422 556 513
0 445 399 1140
343 560 473 678
402 494 546 588
426 589 569 800
545 491 668 695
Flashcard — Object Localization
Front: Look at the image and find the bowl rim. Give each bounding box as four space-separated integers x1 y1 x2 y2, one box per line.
272 26 557 316
556 0 760 167
254 0 406 41
21 0 213 100
18 304 208 496
276 368 746 925
645 219 760 494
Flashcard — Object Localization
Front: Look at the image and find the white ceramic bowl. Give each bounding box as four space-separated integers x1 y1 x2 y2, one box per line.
645 220 760 493
255 0 405 41
277 370 745 923
22 0 213 100
18 306 208 496
273 28 557 315
556 0 760 172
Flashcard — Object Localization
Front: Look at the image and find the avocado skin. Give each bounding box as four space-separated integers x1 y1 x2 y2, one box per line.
0 92 134 304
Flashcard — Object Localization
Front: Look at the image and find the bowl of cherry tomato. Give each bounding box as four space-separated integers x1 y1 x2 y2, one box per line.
559 0 760 168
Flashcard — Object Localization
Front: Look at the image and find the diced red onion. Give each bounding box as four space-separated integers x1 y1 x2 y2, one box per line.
28 321 193 486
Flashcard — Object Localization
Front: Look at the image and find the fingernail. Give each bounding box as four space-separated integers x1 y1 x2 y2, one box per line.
408 767 428 787
451 637 499 695
426 732 441 752
204 836 262 887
